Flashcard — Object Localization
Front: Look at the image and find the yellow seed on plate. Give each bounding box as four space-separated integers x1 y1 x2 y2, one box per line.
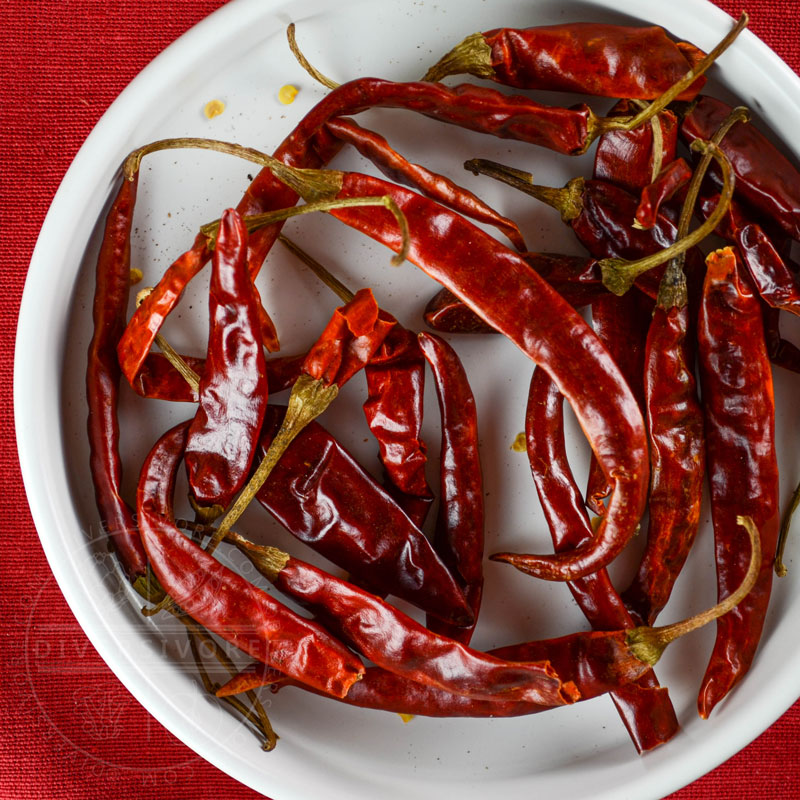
278 84 299 105
204 99 226 119
397 713 415 724
510 432 527 453
129 268 143 286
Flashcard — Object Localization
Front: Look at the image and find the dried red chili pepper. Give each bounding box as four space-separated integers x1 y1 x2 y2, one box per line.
136 421 365 697
231 536 572 706
424 253 605 335
265 167 648 581
422 22 707 100
681 95 800 241
184 209 268 511
256 404 473 625
220 521 759 718
323 116 526 251
418 333 484 645
87 172 148 585
634 158 692 230
696 246 780 718
525 368 678 752
736 223 800 314
363 325 434 528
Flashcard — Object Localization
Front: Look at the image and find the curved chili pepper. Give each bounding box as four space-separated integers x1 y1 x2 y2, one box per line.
323 116 526 251
136 420 365 697
423 287 497 334
763 306 800 374
418 333 484 645
526 368 678 752
422 23 706 100
233 540 574 706
681 95 800 241
363 325 434 528
256 405 472 625
87 173 148 583
736 223 800 314
279 168 648 581
634 158 692 230
696 247 779 718
184 209 268 510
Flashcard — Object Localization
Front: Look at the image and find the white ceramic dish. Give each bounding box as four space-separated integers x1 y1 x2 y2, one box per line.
15 0 800 798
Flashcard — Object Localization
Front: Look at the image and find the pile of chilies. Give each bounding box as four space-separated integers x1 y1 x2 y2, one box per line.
86 12 799 753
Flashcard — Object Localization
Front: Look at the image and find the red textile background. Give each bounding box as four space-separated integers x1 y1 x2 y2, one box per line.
3 1 799 798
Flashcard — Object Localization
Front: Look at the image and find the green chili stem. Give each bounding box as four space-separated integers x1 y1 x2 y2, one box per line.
464 159 584 223
421 31 495 83
279 234 355 303
286 23 339 89
601 140 735 296
591 13 749 143
135 287 200 393
207 374 339 554
627 515 761 665
775 478 800 577
204 196 410 267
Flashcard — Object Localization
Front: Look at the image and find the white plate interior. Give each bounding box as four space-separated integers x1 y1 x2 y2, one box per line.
16 0 800 798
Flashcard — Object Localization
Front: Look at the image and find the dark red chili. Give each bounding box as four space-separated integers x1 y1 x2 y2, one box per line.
136 421 365 697
422 23 706 100
634 158 692 230
87 172 148 584
184 209 268 510
256 405 472 625
418 333 484 645
696 247 779 718
681 95 800 241
525 367 678 752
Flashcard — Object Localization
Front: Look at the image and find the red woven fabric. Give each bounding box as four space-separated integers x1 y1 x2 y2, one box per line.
3 1 798 798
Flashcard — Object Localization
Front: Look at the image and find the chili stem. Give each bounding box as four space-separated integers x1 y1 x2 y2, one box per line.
279 234 355 303
601 140 735 296
775 478 800 577
135 288 201 393
627 516 761 665
464 159 584 223
204 196 411 267
207 374 339 554
286 22 339 89
591 13 748 142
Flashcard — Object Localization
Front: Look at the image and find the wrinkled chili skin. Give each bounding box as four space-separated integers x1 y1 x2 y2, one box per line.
132 352 304 403
594 100 679 194
136 422 364 697
185 209 268 509
270 555 575 706
256 406 472 625
763 306 800 373
736 223 800 313
681 96 800 241
526 369 678 753
363 325 434 528
87 174 148 581
482 24 705 100
321 173 648 581
419 333 484 646
696 248 779 718
324 116 526 251
424 253 604 334
622 303 705 626
635 158 692 230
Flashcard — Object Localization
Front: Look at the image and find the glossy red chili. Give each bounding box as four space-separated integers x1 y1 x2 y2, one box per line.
418 333 484 645
184 209 268 510
423 23 706 100
696 247 779 718
634 158 692 230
